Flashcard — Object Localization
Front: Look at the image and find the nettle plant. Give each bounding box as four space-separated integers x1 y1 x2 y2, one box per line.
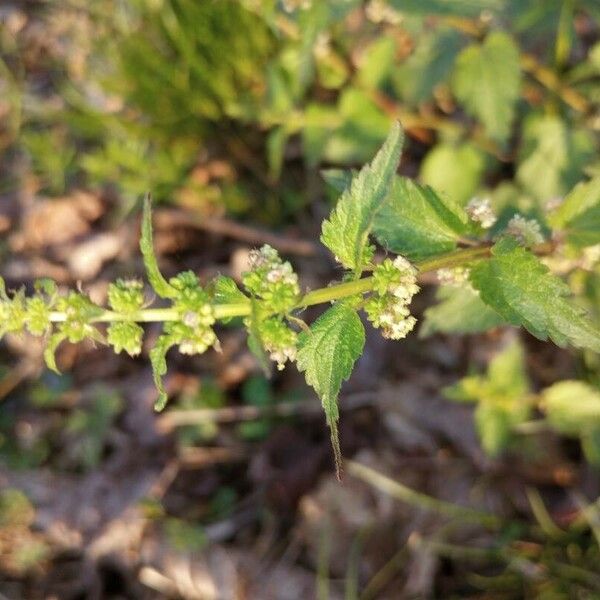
2 122 600 475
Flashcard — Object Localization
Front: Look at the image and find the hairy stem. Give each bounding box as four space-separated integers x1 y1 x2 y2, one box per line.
47 245 492 325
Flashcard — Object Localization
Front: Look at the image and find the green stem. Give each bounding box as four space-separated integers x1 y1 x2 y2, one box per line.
47 246 492 325
346 459 502 528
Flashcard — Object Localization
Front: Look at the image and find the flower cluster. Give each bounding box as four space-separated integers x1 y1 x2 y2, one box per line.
165 272 218 356
54 292 103 345
241 245 302 370
365 256 419 340
506 214 544 247
466 197 497 229
107 279 145 356
0 283 26 338
242 245 300 314
258 317 298 370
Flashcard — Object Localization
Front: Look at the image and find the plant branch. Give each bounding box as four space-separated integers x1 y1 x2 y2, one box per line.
45 245 497 326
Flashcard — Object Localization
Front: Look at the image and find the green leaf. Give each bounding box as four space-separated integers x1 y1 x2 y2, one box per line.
150 335 176 411
321 168 353 193
297 302 365 474
44 333 67 374
356 36 396 90
547 177 600 248
373 177 471 260
543 380 600 466
475 403 512 456
420 142 486 207
212 276 247 305
140 194 178 299
581 428 600 466
246 300 270 376
393 28 461 105
517 115 595 203
320 122 403 273
445 339 529 403
542 381 600 436
444 339 530 456
451 31 521 142
470 238 600 351
420 285 507 337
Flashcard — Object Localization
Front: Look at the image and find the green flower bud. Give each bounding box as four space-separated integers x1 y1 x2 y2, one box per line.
255 316 297 370
0 291 27 336
162 271 219 356
164 321 217 356
55 292 102 343
107 321 144 356
25 296 51 336
108 279 144 314
242 245 300 314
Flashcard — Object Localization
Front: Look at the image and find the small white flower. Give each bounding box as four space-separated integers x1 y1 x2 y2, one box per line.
466 197 497 229
383 315 417 340
506 214 544 246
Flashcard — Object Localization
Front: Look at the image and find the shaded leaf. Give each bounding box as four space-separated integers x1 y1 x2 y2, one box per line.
373 177 471 260
517 115 595 203
548 177 600 247
470 238 600 351
452 32 520 142
420 285 507 337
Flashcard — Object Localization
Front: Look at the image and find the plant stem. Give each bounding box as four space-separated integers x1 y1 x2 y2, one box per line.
346 459 502 528
47 245 492 325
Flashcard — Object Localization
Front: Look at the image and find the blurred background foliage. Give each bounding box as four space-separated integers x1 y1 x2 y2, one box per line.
2 0 600 597
1 0 599 216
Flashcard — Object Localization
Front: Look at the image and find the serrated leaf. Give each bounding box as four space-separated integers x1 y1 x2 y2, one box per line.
297 302 365 474
548 177 600 247
452 32 521 142
320 122 403 273
373 177 471 260
321 168 353 193
140 194 178 299
420 285 507 337
470 238 600 351
150 335 176 411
